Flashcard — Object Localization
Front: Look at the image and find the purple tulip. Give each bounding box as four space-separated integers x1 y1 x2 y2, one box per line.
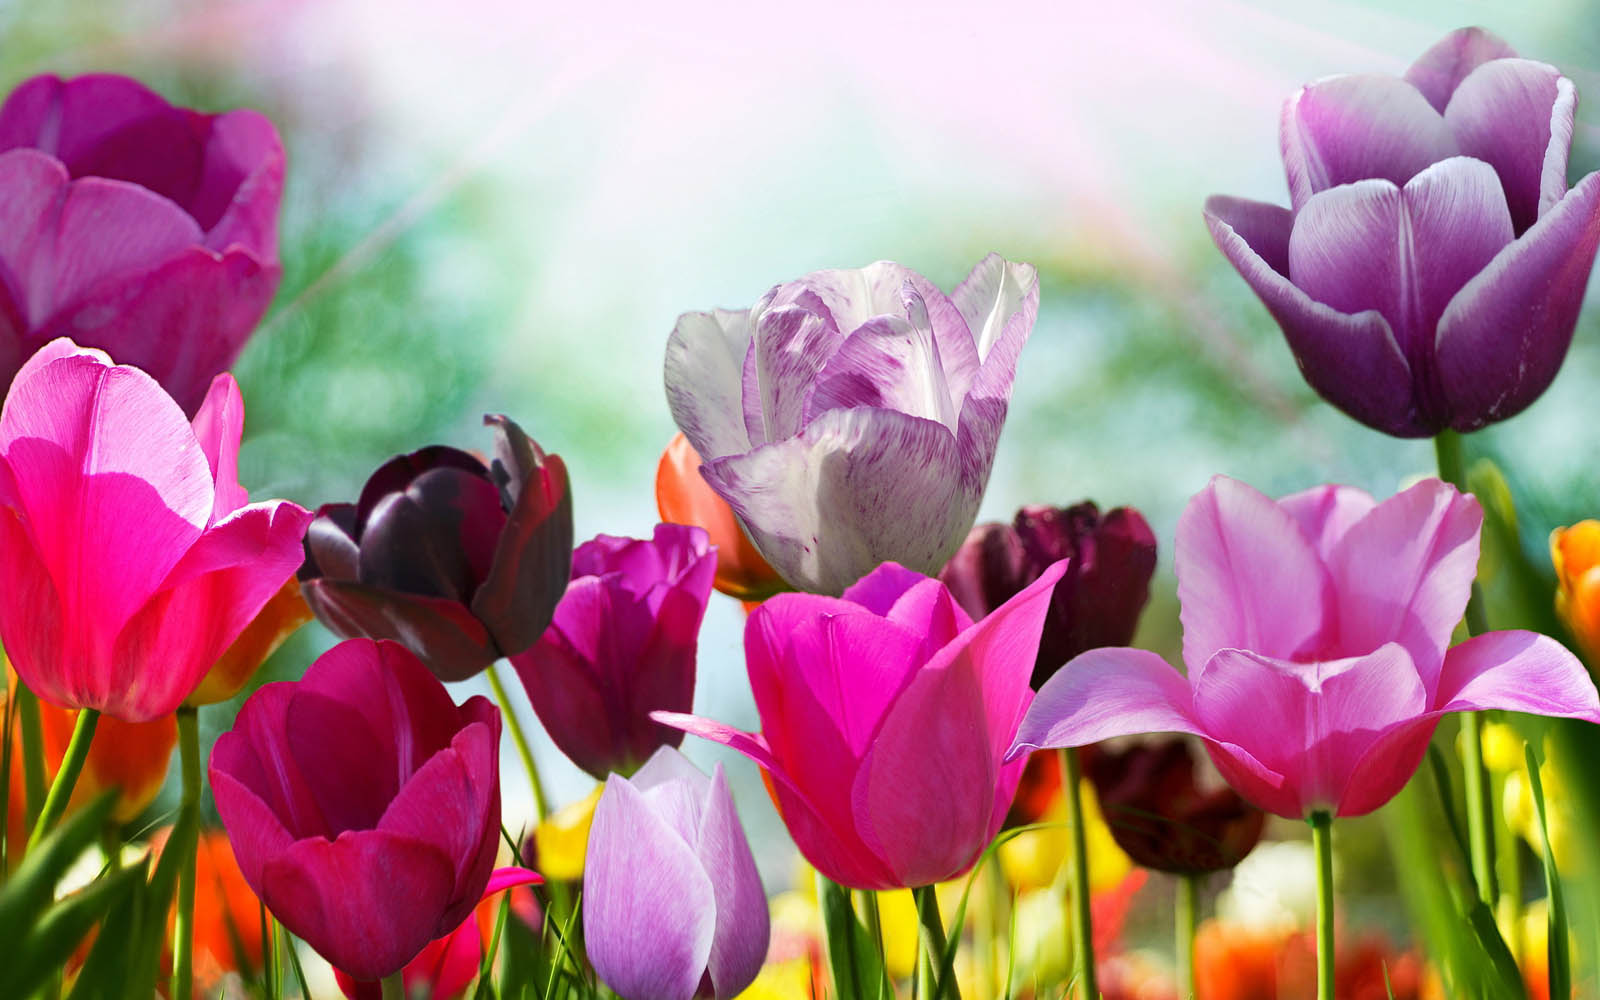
1206 28 1600 437
210 639 511 982
511 524 716 779
0 74 283 415
584 747 769 1000
664 254 1039 595
939 503 1157 687
298 415 574 681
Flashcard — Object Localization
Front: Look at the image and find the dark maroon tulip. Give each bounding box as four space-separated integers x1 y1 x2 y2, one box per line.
0 74 283 415
511 523 716 779
209 639 509 981
939 502 1156 688
1082 738 1266 875
299 415 573 681
1206 27 1600 437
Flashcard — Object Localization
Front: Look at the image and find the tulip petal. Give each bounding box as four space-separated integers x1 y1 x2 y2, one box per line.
1287 160 1513 364
1203 195 1421 435
1444 58 1574 231
702 406 970 594
1436 630 1600 720
1280 74 1459 211
809 314 960 431
485 866 544 894
1404 27 1518 113
1434 171 1600 431
664 307 755 461
585 774 717 1000
753 303 846 441
842 563 972 655
263 829 458 982
1277 483 1377 562
1011 647 1203 757
1175 476 1331 669
299 638 469 775
190 373 248 521
952 253 1037 367
1324 479 1480 688
209 764 298 890
474 448 573 658
191 108 285 253
284 689 396 836
210 682 329 840
1335 716 1440 817
300 505 360 581
301 579 499 682
359 466 505 604
698 765 770 998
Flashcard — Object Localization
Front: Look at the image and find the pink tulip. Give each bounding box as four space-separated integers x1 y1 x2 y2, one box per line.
657 559 1065 890
211 639 520 982
0 338 310 722
1012 476 1600 819
0 74 284 415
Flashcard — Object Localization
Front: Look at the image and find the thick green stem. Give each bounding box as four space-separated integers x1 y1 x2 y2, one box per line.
861 889 886 972
1435 430 1498 907
486 662 548 823
380 970 405 999
26 708 98 851
914 884 958 1000
16 682 46 832
172 706 201 1000
1311 811 1336 1000
1059 748 1098 1000
1177 874 1200 1000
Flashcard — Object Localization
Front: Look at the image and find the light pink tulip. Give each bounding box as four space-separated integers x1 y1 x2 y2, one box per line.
657 559 1064 889
0 338 311 721
1012 476 1600 818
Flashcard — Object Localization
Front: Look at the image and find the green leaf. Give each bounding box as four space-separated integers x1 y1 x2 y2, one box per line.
2 854 146 999
1526 743 1571 1000
0 790 115 941
66 857 153 1000
815 875 890 1000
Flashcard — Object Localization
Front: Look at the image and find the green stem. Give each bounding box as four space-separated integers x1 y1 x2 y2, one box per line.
486 662 549 823
914 884 958 1000
861 889 886 974
1059 748 1098 1000
172 706 200 1000
16 681 46 833
1177 873 1200 1000
25 708 98 851
1311 811 1336 1000
1435 430 1498 907
380 970 405 1000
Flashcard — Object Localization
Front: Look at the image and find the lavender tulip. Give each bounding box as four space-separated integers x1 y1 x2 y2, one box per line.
664 254 1039 595
0 74 283 415
511 524 716 779
1206 27 1600 436
584 747 768 1000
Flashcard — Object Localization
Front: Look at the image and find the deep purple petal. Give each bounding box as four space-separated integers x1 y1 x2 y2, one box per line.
300 578 499 682
1404 28 1518 113
358 466 505 604
1444 58 1574 231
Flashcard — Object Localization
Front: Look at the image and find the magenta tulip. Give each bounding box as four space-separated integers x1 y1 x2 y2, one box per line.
0 339 309 722
511 523 716 779
211 639 519 982
657 559 1065 890
1012 476 1600 819
585 747 769 1000
0 74 284 415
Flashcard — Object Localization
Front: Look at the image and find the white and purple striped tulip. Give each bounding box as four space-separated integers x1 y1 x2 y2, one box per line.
664 255 1039 595
583 747 768 1000
1206 27 1600 437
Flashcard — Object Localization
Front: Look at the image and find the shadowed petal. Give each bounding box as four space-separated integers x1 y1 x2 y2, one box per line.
697 766 769 998
753 304 845 441
190 374 248 521
1405 27 1518 113
1011 647 1203 757
664 308 755 460
301 579 499 682
1436 630 1600 720
809 315 958 431
1444 58 1574 231
1277 483 1376 561
473 434 572 658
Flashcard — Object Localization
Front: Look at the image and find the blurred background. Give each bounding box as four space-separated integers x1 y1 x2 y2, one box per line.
8 0 1600 991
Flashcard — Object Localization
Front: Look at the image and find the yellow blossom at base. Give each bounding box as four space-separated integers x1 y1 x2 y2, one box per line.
734 958 814 1000
533 784 602 881
998 779 1131 893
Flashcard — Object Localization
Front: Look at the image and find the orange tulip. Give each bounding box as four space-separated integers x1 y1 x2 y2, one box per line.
1194 920 1430 1000
656 433 785 600
186 830 266 991
187 577 313 706
1552 520 1600 670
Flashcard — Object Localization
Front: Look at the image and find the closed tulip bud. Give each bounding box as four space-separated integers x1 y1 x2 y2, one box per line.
656 432 785 600
299 414 573 681
1082 737 1265 875
0 74 283 415
512 524 716 779
584 747 769 1000
940 502 1157 687
1552 520 1600 670
210 638 527 981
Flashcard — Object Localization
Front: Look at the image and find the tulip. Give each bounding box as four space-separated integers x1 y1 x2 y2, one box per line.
658 559 1065 889
0 339 310 721
210 638 521 981
656 432 785 600
940 502 1157 687
298 415 573 681
584 747 768 1000
1012 476 1600 819
664 254 1039 595
187 577 313 706
0 74 283 415
511 523 716 779
159 830 265 993
1551 519 1600 670
1082 737 1264 875
1205 27 1600 437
